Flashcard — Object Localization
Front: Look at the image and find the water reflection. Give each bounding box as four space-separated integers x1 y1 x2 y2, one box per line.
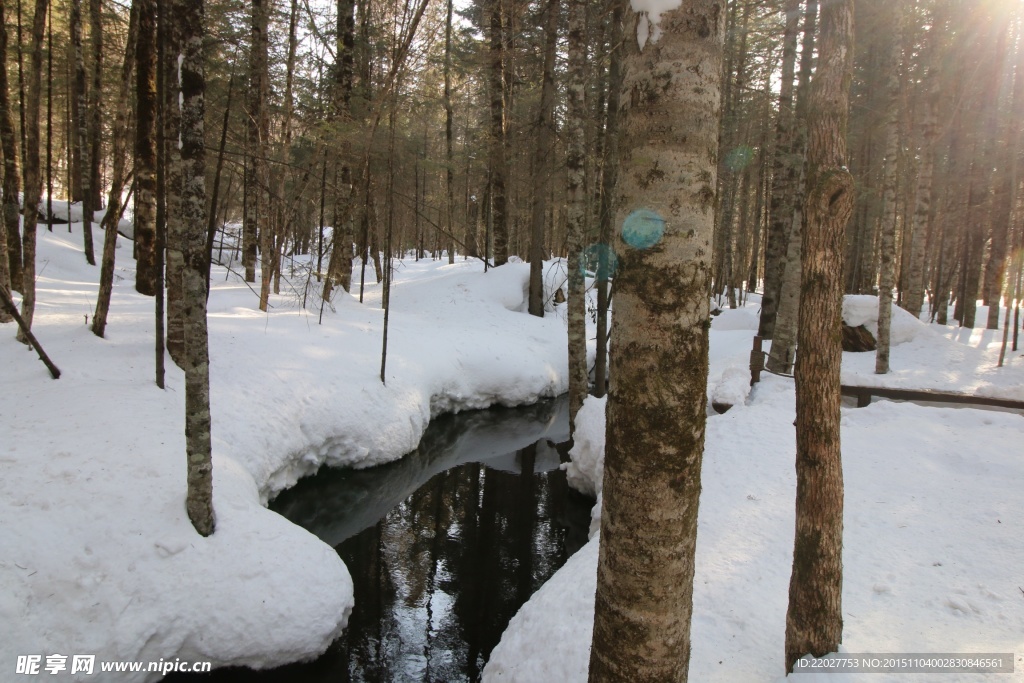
168 396 592 683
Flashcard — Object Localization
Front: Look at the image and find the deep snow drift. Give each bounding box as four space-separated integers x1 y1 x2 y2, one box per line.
1 223 570 681
484 295 1024 683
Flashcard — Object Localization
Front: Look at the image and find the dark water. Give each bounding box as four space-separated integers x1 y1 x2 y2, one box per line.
167 396 592 683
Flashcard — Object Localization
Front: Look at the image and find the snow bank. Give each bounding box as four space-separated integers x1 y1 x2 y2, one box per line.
562 396 606 498
487 353 1024 681
2 225 571 680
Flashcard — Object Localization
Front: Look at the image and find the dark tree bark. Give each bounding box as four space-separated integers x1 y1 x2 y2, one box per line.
16 0 50 344
588 1 724 680
0 0 23 299
70 0 95 264
566 0 588 434
527 0 557 318
88 0 103 211
135 0 159 295
487 0 508 266
785 0 854 672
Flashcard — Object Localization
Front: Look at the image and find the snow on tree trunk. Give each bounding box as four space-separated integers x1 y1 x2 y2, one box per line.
587 1 723 680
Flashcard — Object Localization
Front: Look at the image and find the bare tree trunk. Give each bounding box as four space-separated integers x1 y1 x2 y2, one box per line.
71 0 95 264
88 0 102 211
758 0 800 338
527 0 557 318
162 12 185 364
177 0 214 536
588 1 723 680
785 0 854 671
135 0 159 295
566 0 588 433
876 9 902 374
487 0 508 266
594 0 625 399
0 0 22 303
92 2 138 338
16 0 49 345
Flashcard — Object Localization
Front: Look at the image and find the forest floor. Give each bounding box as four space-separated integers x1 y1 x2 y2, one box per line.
3 218 1023 682
1 219 570 681
485 289 1024 682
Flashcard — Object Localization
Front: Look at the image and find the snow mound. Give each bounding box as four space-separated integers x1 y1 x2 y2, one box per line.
843 294 928 345
562 396 607 498
711 306 759 331
711 366 751 408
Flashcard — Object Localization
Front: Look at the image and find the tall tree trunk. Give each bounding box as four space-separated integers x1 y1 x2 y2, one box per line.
767 0 817 374
588 1 724 680
178 0 214 536
88 0 102 211
785 0 854 671
444 0 455 266
527 0 557 318
71 0 95 264
758 0 800 338
250 0 271 310
0 0 23 298
164 10 185 364
16 0 49 344
487 0 508 266
135 0 159 295
566 0 587 433
91 0 138 338
594 0 625 399
876 8 902 374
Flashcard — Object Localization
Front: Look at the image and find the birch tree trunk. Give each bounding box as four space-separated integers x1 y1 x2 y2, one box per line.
785 0 854 671
588 1 724 680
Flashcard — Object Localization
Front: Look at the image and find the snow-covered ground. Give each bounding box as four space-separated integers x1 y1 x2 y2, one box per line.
485 295 1024 683
1 223 570 681
5 218 1023 682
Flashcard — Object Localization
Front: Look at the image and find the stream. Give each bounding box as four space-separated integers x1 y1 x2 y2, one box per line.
168 396 593 683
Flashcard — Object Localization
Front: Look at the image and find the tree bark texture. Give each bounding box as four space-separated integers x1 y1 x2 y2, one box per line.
16 0 49 344
135 0 159 296
0 0 22 302
487 0 508 266
178 0 215 536
785 0 854 672
70 0 95 265
566 0 588 432
588 1 724 681
528 0 557 318
91 0 137 338
249 0 269 303
758 0 800 339
163 14 185 364
875 9 901 374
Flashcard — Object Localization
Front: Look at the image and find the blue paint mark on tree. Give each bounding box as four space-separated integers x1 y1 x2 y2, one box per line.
622 209 665 250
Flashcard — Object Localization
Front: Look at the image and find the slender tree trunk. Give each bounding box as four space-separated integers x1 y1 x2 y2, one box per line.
16 0 49 345
135 0 159 295
759 0 800 338
876 10 902 374
91 1 138 338
71 0 95 264
588 1 724 680
163 12 185 364
88 0 103 211
487 0 508 266
177 0 214 536
785 0 854 672
527 0 557 318
566 0 588 433
594 0 625 398
0 0 23 299
444 0 456 266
